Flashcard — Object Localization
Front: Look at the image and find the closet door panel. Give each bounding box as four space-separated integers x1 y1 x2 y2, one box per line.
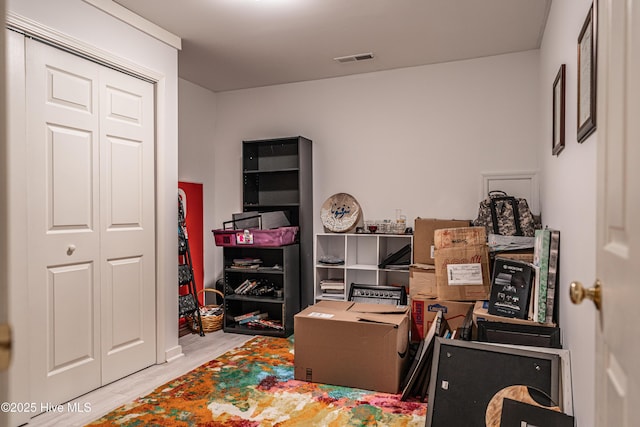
26 38 102 407
47 125 94 230
106 136 143 227
105 257 144 350
100 67 156 385
47 66 92 111
47 263 95 371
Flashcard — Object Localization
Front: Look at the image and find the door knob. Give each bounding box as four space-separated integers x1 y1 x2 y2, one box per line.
570 280 602 310
0 323 11 371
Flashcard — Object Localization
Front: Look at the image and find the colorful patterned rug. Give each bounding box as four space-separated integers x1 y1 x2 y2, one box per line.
87 336 426 426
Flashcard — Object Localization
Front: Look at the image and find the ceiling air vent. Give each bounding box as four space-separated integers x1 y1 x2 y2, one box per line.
334 52 375 63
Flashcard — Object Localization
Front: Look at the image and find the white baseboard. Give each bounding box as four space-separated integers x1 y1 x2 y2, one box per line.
165 345 184 363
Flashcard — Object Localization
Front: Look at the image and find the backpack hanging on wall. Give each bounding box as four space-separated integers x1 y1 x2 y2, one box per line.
473 191 536 237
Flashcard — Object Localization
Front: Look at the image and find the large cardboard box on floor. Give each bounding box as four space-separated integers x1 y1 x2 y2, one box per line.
411 296 474 341
434 227 491 301
294 300 410 394
409 264 437 298
413 218 471 264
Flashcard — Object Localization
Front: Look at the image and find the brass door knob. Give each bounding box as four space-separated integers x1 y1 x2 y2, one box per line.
570 280 602 310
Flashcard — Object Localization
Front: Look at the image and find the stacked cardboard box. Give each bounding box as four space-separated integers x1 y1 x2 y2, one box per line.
410 297 474 341
409 264 437 298
411 219 558 344
410 218 472 299
413 218 471 265
433 226 491 301
409 220 492 342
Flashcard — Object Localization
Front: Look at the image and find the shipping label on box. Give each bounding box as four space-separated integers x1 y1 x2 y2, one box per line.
446 263 484 285
434 244 490 300
413 218 471 264
410 296 474 341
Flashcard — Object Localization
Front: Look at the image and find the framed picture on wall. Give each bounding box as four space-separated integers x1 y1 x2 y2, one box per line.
552 64 566 156
577 3 597 143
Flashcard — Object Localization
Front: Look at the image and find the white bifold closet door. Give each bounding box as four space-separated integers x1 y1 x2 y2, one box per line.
25 38 156 406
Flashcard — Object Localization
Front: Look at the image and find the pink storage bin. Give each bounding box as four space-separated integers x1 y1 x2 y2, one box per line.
212 226 298 247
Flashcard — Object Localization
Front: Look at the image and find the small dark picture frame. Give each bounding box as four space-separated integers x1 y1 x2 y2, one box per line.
552 64 566 156
577 3 597 142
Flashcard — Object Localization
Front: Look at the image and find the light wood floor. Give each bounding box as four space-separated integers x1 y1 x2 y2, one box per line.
24 331 253 427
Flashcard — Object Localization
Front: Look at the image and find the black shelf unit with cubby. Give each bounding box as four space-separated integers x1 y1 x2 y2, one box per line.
242 136 313 309
223 244 300 337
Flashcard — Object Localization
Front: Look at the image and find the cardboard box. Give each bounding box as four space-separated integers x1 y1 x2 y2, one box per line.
434 227 491 301
409 264 437 298
413 218 471 264
472 300 556 327
411 297 474 341
434 226 486 249
294 300 410 394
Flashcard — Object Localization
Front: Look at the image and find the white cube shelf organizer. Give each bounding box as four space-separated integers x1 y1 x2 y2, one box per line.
314 232 413 302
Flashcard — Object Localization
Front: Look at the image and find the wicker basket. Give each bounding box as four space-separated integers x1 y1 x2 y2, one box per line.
190 288 224 333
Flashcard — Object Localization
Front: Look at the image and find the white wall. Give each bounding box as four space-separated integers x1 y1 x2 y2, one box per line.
206 50 541 273
6 1 180 423
178 78 218 292
539 0 597 425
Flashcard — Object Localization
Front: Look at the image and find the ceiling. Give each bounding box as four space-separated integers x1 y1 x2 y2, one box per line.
113 0 552 92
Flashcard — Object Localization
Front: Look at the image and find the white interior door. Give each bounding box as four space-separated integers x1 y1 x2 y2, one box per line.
26 38 102 405
99 65 156 384
0 2 9 426
26 38 156 406
593 0 640 425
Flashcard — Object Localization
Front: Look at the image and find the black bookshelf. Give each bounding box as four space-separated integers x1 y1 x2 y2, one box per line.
242 136 313 309
222 245 299 337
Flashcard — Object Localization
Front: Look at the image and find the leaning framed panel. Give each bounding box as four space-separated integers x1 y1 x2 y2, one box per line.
483 342 574 416
577 3 597 142
425 338 561 427
552 64 566 155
